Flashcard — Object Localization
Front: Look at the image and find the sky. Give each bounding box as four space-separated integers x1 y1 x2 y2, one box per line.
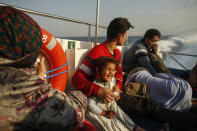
0 0 197 37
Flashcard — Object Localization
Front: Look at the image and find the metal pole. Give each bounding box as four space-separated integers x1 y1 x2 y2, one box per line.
94 0 100 46
88 24 91 42
126 33 129 46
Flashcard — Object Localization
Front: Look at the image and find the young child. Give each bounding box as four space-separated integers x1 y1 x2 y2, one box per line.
86 56 146 131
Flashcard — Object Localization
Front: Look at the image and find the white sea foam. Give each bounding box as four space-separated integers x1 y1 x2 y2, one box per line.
158 30 197 69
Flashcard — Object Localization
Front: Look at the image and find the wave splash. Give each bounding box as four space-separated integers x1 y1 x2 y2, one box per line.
158 30 197 69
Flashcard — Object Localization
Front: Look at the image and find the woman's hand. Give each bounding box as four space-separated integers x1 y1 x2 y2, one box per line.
36 56 46 80
97 87 115 103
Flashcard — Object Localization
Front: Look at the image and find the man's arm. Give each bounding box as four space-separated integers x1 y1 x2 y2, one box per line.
138 56 157 75
114 49 123 90
134 46 157 75
72 59 101 97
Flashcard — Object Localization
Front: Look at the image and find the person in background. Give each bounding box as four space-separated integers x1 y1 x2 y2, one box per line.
186 61 197 112
86 56 146 131
72 17 133 103
119 64 197 130
123 29 170 76
187 61 197 90
0 6 87 131
124 68 192 112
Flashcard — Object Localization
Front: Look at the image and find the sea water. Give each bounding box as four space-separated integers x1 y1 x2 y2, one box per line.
158 30 197 70
62 30 197 70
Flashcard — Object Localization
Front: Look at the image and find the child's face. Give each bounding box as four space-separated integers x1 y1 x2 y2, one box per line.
101 62 116 82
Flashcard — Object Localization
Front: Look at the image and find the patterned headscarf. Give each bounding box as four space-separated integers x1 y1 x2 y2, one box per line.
0 6 42 67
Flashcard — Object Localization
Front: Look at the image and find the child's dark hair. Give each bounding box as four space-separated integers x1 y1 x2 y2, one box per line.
107 17 133 41
95 56 119 73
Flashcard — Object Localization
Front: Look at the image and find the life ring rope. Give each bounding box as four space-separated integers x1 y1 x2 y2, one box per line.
44 69 69 79
45 62 68 74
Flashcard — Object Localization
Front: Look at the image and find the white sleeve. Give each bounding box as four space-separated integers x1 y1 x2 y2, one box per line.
88 97 103 115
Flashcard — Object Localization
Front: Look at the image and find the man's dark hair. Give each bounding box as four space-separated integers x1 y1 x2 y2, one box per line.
107 17 133 41
143 28 161 40
95 56 119 74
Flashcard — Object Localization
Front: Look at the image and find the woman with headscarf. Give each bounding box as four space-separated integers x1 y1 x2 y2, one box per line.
0 6 87 131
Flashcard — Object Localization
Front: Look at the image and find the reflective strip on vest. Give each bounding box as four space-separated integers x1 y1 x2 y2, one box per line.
79 64 93 75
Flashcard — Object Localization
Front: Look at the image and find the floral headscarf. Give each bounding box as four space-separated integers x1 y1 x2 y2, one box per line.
0 6 42 67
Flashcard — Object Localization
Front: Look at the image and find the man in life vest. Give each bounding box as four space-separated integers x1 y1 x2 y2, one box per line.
72 17 133 103
123 29 170 76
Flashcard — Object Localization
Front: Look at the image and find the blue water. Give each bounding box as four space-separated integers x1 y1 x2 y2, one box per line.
60 36 169 45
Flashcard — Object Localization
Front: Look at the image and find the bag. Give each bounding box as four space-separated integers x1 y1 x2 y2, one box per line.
125 82 149 99
118 82 165 116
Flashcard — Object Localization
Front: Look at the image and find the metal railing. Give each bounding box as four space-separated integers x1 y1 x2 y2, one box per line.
0 3 142 43
1 3 196 70
160 51 197 70
0 3 107 43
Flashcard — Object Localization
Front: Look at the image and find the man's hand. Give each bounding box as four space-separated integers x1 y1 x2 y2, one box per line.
151 43 158 52
101 110 115 119
97 87 115 103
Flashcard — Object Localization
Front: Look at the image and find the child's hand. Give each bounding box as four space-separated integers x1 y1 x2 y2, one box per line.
112 85 121 101
105 111 115 119
101 110 115 119
135 126 146 131
113 85 121 93
115 95 120 101
113 91 120 101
